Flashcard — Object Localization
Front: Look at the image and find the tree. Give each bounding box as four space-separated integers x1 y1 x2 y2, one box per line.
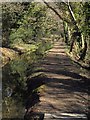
2 2 29 47
43 1 90 67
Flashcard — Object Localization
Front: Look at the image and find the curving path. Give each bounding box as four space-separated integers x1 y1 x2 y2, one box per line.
27 40 89 120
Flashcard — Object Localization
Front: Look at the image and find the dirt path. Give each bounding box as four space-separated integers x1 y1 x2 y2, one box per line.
26 41 89 119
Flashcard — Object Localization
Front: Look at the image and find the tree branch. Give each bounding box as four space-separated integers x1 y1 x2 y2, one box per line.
42 0 70 24
62 1 78 30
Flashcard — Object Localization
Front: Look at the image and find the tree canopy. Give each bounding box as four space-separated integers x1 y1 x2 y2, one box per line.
1 1 90 118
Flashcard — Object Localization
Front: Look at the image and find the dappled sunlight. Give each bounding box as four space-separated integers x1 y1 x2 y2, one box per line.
49 52 66 55
2 2 90 119
30 40 89 119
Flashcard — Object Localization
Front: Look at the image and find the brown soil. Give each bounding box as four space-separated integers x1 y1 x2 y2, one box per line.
25 41 90 120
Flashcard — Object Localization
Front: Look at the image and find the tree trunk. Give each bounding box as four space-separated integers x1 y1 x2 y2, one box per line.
79 40 87 61
67 26 71 44
63 21 68 44
69 36 75 52
69 30 82 52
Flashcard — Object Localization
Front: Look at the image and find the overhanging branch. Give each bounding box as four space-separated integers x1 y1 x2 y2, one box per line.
42 0 70 24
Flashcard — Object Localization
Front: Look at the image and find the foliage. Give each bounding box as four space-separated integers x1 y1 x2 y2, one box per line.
2 1 90 118
2 2 55 47
2 2 29 47
2 2 58 117
44 1 90 66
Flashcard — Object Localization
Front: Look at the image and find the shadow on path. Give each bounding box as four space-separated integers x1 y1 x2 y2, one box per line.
24 41 90 119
